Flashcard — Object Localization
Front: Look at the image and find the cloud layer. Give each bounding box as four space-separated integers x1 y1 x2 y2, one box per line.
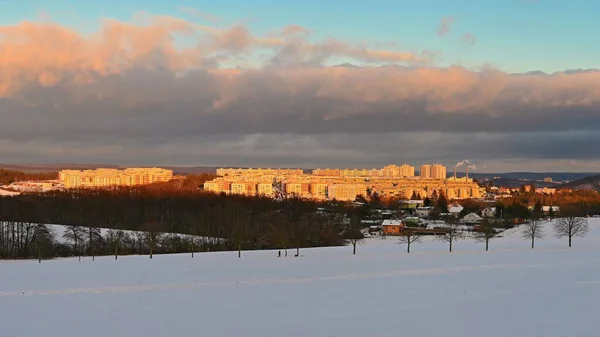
1 15 600 171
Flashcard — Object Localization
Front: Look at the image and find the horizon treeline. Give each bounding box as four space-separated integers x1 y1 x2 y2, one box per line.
0 169 58 185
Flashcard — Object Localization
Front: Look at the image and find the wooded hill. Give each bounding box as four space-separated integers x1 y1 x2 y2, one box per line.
558 175 600 191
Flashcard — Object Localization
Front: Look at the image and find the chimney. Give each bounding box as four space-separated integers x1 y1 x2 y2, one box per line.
454 167 456 180
466 166 469 180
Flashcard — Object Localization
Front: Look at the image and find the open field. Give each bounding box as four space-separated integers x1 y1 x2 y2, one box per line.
1 220 600 337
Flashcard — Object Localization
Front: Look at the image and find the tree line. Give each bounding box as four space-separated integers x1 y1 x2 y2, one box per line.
0 184 362 261
0 169 57 185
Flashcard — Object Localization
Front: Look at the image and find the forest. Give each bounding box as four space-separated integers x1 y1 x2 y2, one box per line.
0 175 362 260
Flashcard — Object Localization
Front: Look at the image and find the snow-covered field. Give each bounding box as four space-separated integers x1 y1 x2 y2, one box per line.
2 219 600 337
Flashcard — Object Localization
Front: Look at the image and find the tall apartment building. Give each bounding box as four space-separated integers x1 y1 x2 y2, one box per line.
400 164 415 177
419 164 447 180
59 167 173 188
419 165 431 179
430 164 447 180
381 165 400 177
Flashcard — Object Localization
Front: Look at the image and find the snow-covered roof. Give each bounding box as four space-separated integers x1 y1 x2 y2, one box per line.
462 213 483 222
448 205 464 213
400 200 424 204
382 219 403 226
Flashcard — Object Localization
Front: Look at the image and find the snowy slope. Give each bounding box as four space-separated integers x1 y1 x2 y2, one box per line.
1 219 600 337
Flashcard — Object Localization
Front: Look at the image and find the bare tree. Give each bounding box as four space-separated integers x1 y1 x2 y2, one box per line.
398 229 422 253
343 228 365 255
267 213 290 257
187 234 203 258
342 214 365 255
63 225 86 261
144 228 163 259
106 229 127 260
475 218 497 251
31 224 53 263
438 216 464 252
554 216 589 247
522 218 544 249
87 225 103 261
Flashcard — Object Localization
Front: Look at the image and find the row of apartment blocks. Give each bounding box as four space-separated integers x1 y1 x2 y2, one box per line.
205 164 481 201
58 168 174 188
204 179 372 201
215 168 304 176
216 164 447 180
312 164 447 180
204 178 481 201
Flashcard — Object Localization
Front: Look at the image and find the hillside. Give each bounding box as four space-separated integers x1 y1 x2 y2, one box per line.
479 177 561 188
468 172 598 182
2 219 600 337
0 163 218 175
559 175 600 191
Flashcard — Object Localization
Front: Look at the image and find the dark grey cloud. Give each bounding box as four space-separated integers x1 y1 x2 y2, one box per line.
1 17 600 172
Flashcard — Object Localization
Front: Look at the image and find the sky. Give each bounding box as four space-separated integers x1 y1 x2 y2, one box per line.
0 0 599 172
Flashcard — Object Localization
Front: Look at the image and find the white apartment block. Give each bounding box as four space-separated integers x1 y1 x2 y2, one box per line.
59 167 173 188
230 183 247 195
311 183 328 199
257 183 274 196
328 184 367 201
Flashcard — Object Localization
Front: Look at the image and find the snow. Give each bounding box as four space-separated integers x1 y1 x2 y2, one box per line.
0 188 20 196
2 219 600 337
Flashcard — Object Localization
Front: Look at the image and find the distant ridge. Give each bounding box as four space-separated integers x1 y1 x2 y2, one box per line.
1 163 599 180
0 164 218 175
558 175 600 191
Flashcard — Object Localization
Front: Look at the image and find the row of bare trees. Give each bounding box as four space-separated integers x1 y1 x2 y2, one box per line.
0 221 210 262
394 215 590 254
521 216 589 249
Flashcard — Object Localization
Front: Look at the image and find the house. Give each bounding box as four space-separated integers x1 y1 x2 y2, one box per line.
535 187 556 195
481 207 497 218
382 219 404 236
448 203 464 217
415 206 434 218
462 212 483 225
